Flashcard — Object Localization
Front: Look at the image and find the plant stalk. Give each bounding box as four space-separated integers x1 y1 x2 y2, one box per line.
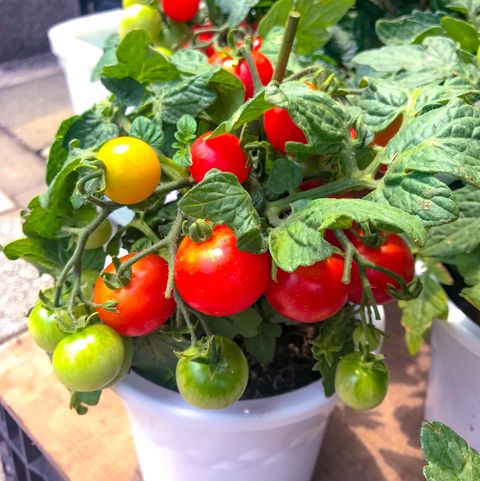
273 11 301 83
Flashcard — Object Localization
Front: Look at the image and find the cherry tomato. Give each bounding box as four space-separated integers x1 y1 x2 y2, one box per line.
94 253 176 336
350 127 357 139
105 336 134 387
264 107 307 154
119 4 162 42
335 353 389 410
162 0 200 23
370 115 403 147
265 255 349 323
208 51 235 73
52 324 125 392
28 303 68 352
85 219 112 250
252 36 263 51
176 336 248 409
348 232 415 305
174 225 271 316
97 137 161 205
234 51 274 100
190 132 250 184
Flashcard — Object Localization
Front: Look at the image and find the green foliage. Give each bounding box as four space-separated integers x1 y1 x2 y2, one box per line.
172 115 197 167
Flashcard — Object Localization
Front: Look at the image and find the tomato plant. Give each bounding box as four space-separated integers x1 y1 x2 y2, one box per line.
97 137 161 205
176 336 249 409
263 107 307 154
52 324 125 392
119 4 162 42
348 232 415 305
162 0 200 23
234 51 274 100
190 132 250 183
174 225 270 316
335 353 389 410
94 253 176 336
28 303 68 352
265 255 349 323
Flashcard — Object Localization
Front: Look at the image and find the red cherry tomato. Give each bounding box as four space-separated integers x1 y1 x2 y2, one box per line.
252 36 263 50
190 132 250 184
348 232 415 305
264 107 307 154
198 31 215 57
161 0 200 23
265 255 349 323
208 51 235 73
370 115 403 147
174 225 271 316
94 253 176 336
350 127 357 139
234 51 273 100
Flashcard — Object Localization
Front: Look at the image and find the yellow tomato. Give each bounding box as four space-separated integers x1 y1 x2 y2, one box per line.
97 137 161 205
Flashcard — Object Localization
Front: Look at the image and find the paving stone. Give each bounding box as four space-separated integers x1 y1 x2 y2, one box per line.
0 211 51 344
0 190 15 215
0 132 45 202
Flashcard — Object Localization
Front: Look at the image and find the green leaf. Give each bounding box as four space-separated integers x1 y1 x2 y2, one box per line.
444 0 480 17
244 321 281 364
91 34 119 82
170 49 213 75
376 10 444 46
269 198 426 272
215 0 260 27
172 115 197 167
102 30 180 84
421 186 480 258
266 158 303 195
178 170 266 253
258 0 355 56
70 391 102 415
129 116 164 149
441 16 480 53
311 306 356 397
204 307 263 338
399 268 449 355
101 77 146 105
369 101 480 227
421 421 480 481
461 284 480 310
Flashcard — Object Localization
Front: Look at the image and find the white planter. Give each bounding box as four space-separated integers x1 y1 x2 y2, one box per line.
116 308 385 481
425 301 480 450
48 10 122 114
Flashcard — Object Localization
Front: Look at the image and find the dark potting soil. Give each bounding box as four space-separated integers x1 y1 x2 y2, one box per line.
444 265 480 326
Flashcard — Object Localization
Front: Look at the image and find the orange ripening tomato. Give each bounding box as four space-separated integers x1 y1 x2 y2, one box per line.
370 115 403 147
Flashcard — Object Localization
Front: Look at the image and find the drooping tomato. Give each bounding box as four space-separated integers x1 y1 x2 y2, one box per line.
263 107 307 154
94 253 176 336
348 232 415 305
234 51 273 100
190 132 250 183
265 255 349 323
174 225 271 316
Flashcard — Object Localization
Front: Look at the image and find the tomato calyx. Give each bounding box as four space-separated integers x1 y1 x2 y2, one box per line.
187 219 214 243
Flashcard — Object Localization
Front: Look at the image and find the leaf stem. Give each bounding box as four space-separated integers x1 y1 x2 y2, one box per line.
239 46 263 96
174 287 197 345
273 11 301 83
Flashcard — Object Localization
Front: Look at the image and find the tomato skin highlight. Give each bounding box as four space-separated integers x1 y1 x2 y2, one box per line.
335 353 389 410
28 303 68 352
176 336 249 409
97 137 161 205
161 0 200 23
174 225 271 316
234 51 273 100
94 253 176 336
190 132 250 184
348 232 415 305
52 324 125 392
265 255 349 323
264 107 308 154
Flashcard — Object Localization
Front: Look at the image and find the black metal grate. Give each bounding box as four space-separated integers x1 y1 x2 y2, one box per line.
0 404 65 481
80 0 122 14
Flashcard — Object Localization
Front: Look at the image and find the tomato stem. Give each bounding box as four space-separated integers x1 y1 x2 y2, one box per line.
273 11 301 83
174 286 198 345
238 46 263 96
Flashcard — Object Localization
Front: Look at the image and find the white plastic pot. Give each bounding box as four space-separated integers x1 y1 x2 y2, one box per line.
425 301 480 450
116 308 385 481
48 10 122 114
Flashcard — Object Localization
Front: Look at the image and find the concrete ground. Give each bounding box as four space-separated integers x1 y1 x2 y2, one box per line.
0 54 430 481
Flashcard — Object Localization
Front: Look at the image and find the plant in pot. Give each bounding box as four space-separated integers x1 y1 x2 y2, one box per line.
4 1 480 481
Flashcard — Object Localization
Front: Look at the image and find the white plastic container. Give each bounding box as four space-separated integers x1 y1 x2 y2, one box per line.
116 309 385 481
48 10 122 114
425 301 480 450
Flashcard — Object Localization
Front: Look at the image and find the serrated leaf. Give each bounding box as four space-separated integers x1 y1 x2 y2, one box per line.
421 186 480 257
369 101 480 226
178 170 265 253
399 269 449 355
376 10 444 46
215 0 260 27
130 116 164 148
101 77 146 105
204 308 262 338
170 49 213 75
244 321 281 364
421 421 480 481
258 0 354 56
269 198 426 272
266 158 303 195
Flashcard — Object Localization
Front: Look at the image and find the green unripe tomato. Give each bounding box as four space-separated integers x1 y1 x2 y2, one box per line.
119 4 162 42
335 352 389 411
85 219 112 250
52 324 125 392
28 303 68 352
122 0 151 7
105 336 134 387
